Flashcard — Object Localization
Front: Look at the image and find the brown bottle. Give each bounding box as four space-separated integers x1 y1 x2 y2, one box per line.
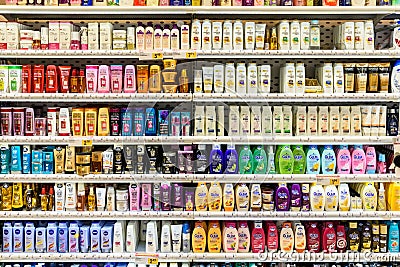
40 187 48 211
269 27 278 50
77 183 86 211
348 222 360 252
48 187 55 211
179 69 189 93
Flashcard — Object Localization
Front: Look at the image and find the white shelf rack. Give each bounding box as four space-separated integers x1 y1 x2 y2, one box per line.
0 210 396 221
0 173 192 183
0 5 395 16
0 93 192 103
192 173 395 183
0 93 396 103
193 93 400 103
0 136 394 145
0 173 393 183
0 252 399 263
0 49 399 59
0 135 393 145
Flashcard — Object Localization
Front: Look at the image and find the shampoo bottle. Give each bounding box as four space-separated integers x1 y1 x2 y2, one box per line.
224 145 239 174
239 145 253 174
280 222 294 253
275 183 290 211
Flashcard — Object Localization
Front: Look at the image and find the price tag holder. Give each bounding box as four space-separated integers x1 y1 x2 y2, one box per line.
186 51 197 59
81 139 93 146
316 175 340 186
135 253 159 265
152 52 163 59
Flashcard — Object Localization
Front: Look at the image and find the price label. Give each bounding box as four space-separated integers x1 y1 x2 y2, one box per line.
147 258 158 265
152 52 163 59
135 253 159 265
81 139 93 146
316 175 340 186
186 51 197 59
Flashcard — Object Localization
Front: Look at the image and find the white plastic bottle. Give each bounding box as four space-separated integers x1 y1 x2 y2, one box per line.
290 20 301 50
258 65 271 93
251 106 262 136
245 21 255 50
206 106 216 136
310 183 325 212
136 23 145 51
153 25 163 50
162 27 171 50
295 63 305 94
240 106 251 136
262 106 273 136
145 23 154 51
191 19 202 50
229 106 240 136
202 19 212 51
225 63 236 93
212 21 222 50
214 64 225 94
233 20 244 51
236 63 247 94
247 63 258 94
170 24 180 50
223 20 233 50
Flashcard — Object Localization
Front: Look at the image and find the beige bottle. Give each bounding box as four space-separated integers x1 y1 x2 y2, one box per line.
195 182 209 211
280 222 294 253
223 183 235 212
250 184 262 211
208 182 223 211
235 183 250 211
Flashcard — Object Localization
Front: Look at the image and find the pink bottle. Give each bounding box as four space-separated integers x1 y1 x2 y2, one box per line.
129 183 141 211
352 145 366 174
251 221 265 253
97 65 110 93
365 146 377 174
110 65 123 93
124 65 137 93
141 183 152 211
336 145 351 174
237 221 250 253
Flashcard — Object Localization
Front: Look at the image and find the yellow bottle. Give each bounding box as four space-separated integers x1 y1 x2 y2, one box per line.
207 221 222 253
97 108 110 136
388 182 400 211
208 182 222 211
40 187 48 211
148 65 161 93
195 182 209 211
85 108 98 136
1 183 12 211
223 183 235 212
87 186 96 211
11 183 23 211
71 108 85 136
192 221 207 253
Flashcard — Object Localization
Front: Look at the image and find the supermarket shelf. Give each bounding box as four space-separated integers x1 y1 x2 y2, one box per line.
0 210 395 221
190 136 395 145
0 252 190 263
0 136 195 145
0 252 400 263
0 6 396 20
0 135 394 145
193 211 393 221
1 49 400 59
0 93 192 103
193 93 400 103
0 173 392 183
0 211 194 220
191 252 400 263
0 174 192 183
192 174 395 183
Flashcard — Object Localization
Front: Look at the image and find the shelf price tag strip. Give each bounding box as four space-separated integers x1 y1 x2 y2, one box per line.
135 253 159 265
316 174 340 186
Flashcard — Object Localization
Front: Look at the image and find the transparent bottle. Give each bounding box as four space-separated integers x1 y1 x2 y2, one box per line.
87 186 96 211
310 20 320 50
270 27 278 50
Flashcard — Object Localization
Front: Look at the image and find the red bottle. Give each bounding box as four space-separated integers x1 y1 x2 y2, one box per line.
307 222 321 252
251 221 265 253
46 65 58 93
267 222 279 252
323 222 337 253
336 224 347 253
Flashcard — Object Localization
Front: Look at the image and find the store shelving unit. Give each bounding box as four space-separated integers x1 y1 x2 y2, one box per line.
0 5 400 266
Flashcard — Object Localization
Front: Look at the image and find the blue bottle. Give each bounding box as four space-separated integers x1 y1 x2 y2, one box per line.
10 146 22 174
224 144 239 174
145 108 157 136
121 107 133 136
389 221 400 252
134 108 145 136
0 145 10 174
209 144 224 174
22 145 31 174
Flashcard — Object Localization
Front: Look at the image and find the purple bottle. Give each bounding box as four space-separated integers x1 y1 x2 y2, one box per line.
275 183 290 211
290 184 302 211
224 144 238 174
161 183 171 211
209 144 224 174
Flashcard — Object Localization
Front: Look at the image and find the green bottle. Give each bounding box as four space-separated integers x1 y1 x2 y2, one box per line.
278 145 294 174
252 145 267 174
239 145 253 174
292 145 306 174
275 145 283 174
